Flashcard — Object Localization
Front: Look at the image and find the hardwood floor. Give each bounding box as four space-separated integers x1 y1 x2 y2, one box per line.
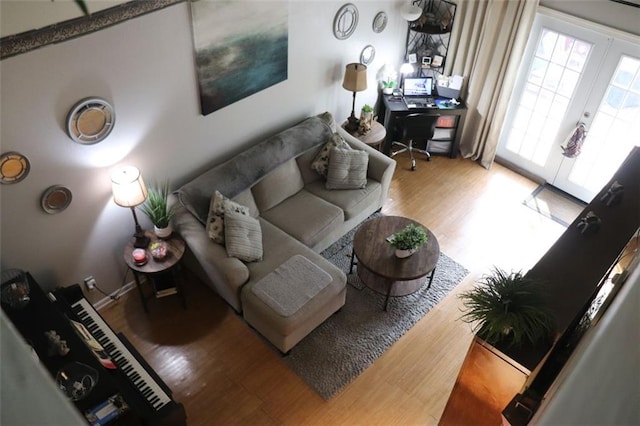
100 154 566 425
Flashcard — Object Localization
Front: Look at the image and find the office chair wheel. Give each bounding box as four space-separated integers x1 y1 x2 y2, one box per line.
427 157 432 161
411 159 416 171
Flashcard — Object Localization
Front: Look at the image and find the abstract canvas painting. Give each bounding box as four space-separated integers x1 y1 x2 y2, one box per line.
190 0 288 116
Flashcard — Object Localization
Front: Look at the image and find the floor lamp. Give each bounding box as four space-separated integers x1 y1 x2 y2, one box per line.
111 165 150 248
342 63 368 132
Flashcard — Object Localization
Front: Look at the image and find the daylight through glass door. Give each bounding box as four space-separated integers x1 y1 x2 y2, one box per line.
504 29 592 166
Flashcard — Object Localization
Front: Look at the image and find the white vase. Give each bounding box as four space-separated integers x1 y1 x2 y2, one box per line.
395 248 416 258
154 225 172 239
382 87 394 95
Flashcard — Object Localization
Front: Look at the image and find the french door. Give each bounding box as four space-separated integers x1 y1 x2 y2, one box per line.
497 13 640 202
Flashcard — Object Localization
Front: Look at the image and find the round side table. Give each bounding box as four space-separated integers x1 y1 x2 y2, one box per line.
343 120 387 150
124 230 187 312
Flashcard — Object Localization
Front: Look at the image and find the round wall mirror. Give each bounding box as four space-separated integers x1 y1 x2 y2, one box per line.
66 97 115 144
41 185 72 214
333 3 359 40
360 45 376 66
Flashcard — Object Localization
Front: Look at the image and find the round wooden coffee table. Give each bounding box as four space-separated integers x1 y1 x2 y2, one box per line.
350 216 440 310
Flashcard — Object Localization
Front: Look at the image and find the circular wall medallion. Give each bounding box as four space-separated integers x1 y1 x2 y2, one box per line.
41 185 73 214
0 152 30 184
360 45 376 66
333 3 359 40
66 97 115 144
373 11 388 33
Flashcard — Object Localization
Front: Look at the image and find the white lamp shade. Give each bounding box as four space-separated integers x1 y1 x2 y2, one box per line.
342 63 368 92
111 165 147 207
401 2 423 21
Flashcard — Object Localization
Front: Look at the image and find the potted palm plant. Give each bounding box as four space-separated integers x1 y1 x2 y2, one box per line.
388 223 428 258
139 180 176 238
458 268 555 348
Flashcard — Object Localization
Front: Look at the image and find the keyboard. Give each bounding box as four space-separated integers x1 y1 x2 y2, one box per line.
72 298 172 411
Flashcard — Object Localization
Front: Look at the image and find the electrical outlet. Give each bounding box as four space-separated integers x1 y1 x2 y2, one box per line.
84 276 96 291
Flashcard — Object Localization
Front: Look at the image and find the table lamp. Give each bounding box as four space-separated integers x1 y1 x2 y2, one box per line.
342 62 368 132
111 165 150 248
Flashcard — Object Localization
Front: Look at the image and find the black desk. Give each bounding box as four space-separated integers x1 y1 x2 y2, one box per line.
380 94 467 158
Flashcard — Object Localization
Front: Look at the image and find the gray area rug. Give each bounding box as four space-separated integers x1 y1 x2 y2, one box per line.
283 217 469 400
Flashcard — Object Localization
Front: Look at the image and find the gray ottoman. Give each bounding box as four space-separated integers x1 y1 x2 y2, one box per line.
241 254 346 353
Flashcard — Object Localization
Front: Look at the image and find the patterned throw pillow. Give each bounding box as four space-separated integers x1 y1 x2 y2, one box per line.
206 191 250 245
325 147 369 190
311 133 350 177
224 211 263 262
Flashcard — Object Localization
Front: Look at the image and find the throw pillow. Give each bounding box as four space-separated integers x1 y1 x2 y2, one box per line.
224 211 263 262
326 147 369 190
206 190 250 245
311 133 350 177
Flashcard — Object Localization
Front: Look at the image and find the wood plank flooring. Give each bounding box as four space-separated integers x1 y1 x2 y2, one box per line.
100 154 566 425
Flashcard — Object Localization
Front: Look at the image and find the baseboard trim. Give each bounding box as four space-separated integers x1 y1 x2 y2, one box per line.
495 156 546 185
94 279 141 311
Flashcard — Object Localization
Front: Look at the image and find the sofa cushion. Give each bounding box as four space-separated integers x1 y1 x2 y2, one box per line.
326 147 369 190
206 191 250 244
225 211 263 262
252 158 305 212
305 179 382 220
310 133 350 177
260 189 344 248
250 255 332 317
232 188 259 218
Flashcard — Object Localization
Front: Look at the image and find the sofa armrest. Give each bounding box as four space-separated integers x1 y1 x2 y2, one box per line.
169 194 249 310
337 126 396 202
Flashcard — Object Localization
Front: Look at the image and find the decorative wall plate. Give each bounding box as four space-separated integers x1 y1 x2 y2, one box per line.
373 11 388 33
0 151 30 184
66 97 115 144
360 45 376 65
41 185 72 214
333 3 359 40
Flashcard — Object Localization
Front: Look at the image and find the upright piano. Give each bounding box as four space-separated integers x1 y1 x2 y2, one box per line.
1 272 186 425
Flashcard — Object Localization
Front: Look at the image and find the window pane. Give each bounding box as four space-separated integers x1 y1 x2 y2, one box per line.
567 40 591 72
551 34 573 66
536 29 557 60
542 63 563 91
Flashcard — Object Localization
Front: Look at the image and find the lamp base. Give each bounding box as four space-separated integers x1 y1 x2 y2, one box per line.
345 115 360 133
133 233 150 249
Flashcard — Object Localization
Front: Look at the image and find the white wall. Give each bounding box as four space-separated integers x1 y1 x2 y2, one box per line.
0 1 408 302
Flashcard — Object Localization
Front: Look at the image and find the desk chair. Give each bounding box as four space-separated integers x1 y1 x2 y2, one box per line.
390 113 440 171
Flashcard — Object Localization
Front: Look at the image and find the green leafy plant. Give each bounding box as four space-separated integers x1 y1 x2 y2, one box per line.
458 268 555 348
362 104 373 113
389 224 428 250
381 79 397 89
139 180 176 228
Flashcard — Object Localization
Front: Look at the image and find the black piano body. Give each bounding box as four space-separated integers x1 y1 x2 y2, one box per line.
1 272 186 425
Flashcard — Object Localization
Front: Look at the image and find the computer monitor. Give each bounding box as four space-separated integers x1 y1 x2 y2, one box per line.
403 77 433 96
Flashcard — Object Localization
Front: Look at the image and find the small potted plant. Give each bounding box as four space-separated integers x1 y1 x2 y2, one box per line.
359 104 374 134
381 79 397 95
458 268 555 348
389 223 428 258
139 180 176 238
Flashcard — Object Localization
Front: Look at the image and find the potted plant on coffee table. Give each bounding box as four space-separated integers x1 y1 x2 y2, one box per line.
139 180 176 238
458 268 555 348
389 223 428 258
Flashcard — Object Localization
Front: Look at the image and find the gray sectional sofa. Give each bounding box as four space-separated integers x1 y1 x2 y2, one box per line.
170 112 396 352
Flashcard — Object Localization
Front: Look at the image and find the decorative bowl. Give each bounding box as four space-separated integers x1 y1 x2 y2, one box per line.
150 241 168 260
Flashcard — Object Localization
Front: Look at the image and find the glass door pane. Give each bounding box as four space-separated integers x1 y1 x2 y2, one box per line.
504 29 592 166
